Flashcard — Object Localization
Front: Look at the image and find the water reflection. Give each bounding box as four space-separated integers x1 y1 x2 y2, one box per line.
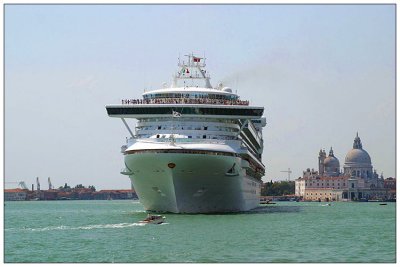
129 204 302 215
242 205 301 214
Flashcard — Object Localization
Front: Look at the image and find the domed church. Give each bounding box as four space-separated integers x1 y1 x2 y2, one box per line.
295 133 387 201
318 147 341 177
343 133 375 182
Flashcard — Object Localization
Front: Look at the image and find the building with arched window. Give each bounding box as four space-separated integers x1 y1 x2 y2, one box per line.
295 133 390 201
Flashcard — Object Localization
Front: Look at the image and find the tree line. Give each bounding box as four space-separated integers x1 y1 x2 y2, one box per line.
261 180 295 196
58 183 96 192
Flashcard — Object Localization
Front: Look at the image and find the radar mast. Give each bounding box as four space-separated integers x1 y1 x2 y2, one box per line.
172 53 212 88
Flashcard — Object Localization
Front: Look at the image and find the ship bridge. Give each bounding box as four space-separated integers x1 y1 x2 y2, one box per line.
106 104 263 119
139 53 245 106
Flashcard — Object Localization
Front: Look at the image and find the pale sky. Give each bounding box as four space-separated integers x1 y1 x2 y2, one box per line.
5 4 395 190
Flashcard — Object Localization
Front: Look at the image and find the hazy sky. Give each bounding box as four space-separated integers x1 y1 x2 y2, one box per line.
5 4 395 190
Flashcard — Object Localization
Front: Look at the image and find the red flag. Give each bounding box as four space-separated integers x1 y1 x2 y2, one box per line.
193 56 201 62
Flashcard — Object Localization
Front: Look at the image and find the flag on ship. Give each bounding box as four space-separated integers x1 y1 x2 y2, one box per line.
181 67 190 75
193 56 201 62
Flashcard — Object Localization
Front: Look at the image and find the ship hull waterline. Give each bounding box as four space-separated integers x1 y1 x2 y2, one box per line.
125 152 262 213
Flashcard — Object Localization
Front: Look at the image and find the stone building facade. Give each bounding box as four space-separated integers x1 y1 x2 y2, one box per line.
295 133 390 201
4 189 28 201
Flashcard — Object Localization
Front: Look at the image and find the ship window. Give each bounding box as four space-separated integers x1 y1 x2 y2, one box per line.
188 136 192 139
203 135 206 139
158 126 161 130
156 135 160 138
204 126 208 130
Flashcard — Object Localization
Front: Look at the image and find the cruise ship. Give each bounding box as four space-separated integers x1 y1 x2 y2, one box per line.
106 54 266 213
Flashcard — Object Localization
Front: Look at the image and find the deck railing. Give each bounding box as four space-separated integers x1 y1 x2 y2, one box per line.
121 98 249 106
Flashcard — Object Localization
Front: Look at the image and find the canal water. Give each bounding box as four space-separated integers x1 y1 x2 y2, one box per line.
4 200 396 263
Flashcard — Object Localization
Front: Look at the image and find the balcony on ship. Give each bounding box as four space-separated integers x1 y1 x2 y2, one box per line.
120 97 249 106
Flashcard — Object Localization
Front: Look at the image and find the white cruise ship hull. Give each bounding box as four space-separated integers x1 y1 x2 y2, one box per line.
125 152 261 213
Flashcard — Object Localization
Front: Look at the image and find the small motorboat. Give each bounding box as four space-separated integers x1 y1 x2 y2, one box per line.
139 214 166 224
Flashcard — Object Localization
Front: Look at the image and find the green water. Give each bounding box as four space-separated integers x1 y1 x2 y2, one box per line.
4 200 396 263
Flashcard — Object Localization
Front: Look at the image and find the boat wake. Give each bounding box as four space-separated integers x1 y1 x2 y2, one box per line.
5 222 146 232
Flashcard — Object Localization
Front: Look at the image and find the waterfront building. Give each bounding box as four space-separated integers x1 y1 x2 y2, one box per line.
39 189 59 200
295 133 389 201
302 188 344 202
4 187 137 201
384 177 396 200
384 177 396 190
93 190 138 200
4 189 28 201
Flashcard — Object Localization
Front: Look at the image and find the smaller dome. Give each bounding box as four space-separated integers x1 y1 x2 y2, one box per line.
324 156 340 168
324 147 340 168
323 147 340 176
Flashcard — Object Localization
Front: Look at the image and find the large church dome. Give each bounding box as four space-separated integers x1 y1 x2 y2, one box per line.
345 149 371 164
344 133 372 166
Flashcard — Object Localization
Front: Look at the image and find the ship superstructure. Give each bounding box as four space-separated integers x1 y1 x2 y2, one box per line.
106 54 266 213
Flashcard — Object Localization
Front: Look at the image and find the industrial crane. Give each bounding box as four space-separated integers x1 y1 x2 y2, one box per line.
36 177 40 191
48 177 53 190
18 181 28 190
280 168 292 181
5 181 29 190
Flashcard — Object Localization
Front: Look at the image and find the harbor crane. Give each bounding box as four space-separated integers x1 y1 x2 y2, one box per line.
280 168 292 181
36 177 40 191
5 181 29 190
48 177 53 190
19 181 28 190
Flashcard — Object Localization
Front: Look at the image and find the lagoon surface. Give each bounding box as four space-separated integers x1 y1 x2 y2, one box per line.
4 200 396 263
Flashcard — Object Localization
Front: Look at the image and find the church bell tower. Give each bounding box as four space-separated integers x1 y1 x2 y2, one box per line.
318 149 326 176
